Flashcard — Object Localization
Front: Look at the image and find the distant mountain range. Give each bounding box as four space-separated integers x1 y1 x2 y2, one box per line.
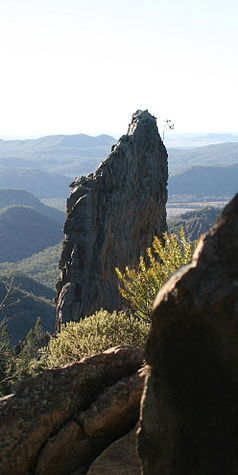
168 141 238 173
166 133 238 148
0 205 62 263
0 169 70 199
168 164 238 198
0 133 115 177
0 134 238 201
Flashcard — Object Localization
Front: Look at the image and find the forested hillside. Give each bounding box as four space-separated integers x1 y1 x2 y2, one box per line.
0 243 61 289
168 164 238 199
0 206 62 262
0 277 55 344
168 206 221 241
0 189 65 223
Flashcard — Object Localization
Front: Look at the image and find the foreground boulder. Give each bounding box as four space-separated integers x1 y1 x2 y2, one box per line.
138 193 238 474
87 427 141 475
56 110 168 328
0 346 144 475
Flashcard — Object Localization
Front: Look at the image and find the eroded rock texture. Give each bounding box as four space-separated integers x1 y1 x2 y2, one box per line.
0 346 143 475
56 110 168 327
87 427 141 475
138 193 238 475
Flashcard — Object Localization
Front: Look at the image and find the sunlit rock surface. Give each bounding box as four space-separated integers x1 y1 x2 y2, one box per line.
0 346 143 475
56 110 168 327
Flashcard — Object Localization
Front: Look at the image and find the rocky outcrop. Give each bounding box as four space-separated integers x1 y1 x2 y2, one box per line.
138 194 238 474
56 110 168 327
0 346 144 475
87 427 141 475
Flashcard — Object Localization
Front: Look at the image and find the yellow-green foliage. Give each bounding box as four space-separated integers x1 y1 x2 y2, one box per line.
40 310 150 368
116 228 195 321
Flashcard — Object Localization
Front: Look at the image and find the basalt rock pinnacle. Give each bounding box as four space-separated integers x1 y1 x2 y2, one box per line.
56 110 168 327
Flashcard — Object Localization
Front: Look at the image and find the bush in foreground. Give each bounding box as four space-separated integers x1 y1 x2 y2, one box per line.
40 310 150 368
116 228 196 321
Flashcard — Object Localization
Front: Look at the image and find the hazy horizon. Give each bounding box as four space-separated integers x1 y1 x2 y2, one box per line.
1 130 238 142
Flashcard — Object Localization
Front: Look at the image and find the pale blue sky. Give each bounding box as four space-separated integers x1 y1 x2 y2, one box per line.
0 0 237 137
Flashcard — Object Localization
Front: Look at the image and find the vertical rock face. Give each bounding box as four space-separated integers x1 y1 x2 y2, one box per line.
138 194 238 475
56 110 168 327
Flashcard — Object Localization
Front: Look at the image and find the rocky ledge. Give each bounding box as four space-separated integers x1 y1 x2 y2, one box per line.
0 346 144 475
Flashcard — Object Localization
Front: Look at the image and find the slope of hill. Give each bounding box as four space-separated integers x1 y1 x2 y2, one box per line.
0 134 116 176
0 243 61 289
0 169 70 199
0 189 65 223
168 142 238 172
168 164 238 199
0 206 63 263
168 206 222 241
0 271 55 300
0 277 55 344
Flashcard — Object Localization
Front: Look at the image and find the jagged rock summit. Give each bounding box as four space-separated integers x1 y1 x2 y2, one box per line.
56 110 168 327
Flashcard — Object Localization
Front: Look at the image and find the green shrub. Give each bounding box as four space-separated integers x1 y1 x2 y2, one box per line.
40 309 150 368
116 228 196 321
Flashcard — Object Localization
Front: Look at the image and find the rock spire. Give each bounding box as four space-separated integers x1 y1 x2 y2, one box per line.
56 110 168 327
